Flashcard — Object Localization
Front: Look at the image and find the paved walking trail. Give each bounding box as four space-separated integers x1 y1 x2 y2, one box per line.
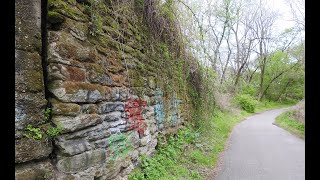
215 108 305 180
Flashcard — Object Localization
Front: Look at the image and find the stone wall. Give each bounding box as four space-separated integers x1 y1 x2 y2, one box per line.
15 0 56 179
15 0 192 179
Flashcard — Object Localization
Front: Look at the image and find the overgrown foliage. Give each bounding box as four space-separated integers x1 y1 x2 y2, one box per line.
274 110 305 139
234 94 257 113
129 127 201 179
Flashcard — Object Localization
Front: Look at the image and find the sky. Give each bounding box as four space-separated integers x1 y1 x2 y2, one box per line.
269 0 295 32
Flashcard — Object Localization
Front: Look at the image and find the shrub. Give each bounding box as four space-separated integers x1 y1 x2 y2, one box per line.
240 84 258 96
292 100 305 124
235 94 257 113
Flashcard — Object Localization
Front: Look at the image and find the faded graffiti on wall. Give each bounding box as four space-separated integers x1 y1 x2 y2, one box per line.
107 132 133 161
154 88 165 130
170 92 181 126
124 98 147 138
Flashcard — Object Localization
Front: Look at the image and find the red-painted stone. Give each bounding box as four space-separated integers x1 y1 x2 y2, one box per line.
125 99 147 137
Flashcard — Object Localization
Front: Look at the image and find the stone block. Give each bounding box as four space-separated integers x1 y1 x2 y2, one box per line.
51 101 81 116
15 159 55 180
15 92 47 130
104 111 122 122
15 137 52 163
52 114 103 133
55 139 91 156
48 63 86 82
98 102 125 114
56 122 110 141
85 63 113 85
81 104 98 114
15 0 41 52
48 80 104 103
56 149 106 173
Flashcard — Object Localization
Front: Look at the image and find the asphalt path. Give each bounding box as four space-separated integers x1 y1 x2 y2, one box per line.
215 108 305 180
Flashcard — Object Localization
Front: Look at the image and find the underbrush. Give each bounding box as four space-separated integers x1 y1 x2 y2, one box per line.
274 110 305 139
128 127 202 180
291 100 305 124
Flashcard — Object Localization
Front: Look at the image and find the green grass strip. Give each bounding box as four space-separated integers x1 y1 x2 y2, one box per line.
274 110 305 139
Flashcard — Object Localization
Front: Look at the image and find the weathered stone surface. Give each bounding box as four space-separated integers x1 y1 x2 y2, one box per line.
85 63 113 85
111 74 127 86
48 63 86 82
15 92 47 130
103 111 123 122
103 159 125 179
147 121 158 135
15 159 55 180
98 102 125 114
57 121 111 141
81 104 98 114
47 31 98 65
15 49 42 73
49 80 104 103
117 162 135 177
48 0 89 22
15 44 47 130
15 70 44 93
109 119 127 128
64 18 88 41
55 173 79 180
48 11 66 25
47 41 85 68
127 150 139 160
56 149 106 173
15 138 52 163
140 134 152 146
105 87 129 101
138 146 148 156
55 139 91 156
15 0 41 52
92 138 109 149
52 101 81 116
52 114 103 133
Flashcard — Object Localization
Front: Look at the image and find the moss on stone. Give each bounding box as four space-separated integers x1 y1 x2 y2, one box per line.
52 102 81 116
102 15 117 27
102 26 123 39
132 78 144 87
25 70 44 92
48 0 88 22
55 42 78 59
99 35 120 50
85 63 105 75
48 11 66 24
128 70 139 79
135 34 141 41
63 81 104 94
66 66 86 82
